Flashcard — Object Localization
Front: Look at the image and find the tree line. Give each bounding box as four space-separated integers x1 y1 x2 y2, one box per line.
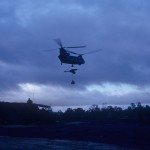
0 99 150 125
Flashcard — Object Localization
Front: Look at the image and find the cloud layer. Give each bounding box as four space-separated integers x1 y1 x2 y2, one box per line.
0 0 150 106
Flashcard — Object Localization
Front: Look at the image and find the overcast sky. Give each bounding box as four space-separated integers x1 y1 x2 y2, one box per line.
0 0 150 107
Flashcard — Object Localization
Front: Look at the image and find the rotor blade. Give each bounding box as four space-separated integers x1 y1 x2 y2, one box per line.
42 49 57 52
64 46 86 49
66 50 79 55
81 49 103 55
53 38 63 47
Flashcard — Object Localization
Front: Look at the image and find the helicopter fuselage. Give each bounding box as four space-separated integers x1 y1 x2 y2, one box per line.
58 48 85 65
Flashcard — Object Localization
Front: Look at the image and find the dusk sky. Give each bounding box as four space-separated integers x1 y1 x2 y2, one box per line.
0 0 150 107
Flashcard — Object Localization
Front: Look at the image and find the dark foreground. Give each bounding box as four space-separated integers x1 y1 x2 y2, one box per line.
0 121 150 150
0 137 135 150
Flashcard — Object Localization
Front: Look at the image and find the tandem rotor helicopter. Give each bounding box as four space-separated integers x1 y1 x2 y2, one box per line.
48 39 102 84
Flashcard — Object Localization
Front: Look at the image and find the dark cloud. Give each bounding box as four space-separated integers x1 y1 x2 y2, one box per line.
0 0 150 105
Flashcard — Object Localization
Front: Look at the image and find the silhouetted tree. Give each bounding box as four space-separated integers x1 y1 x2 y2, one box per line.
131 103 136 110
0 101 150 125
88 104 100 112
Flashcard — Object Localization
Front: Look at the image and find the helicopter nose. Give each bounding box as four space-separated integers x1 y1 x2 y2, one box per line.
82 59 85 64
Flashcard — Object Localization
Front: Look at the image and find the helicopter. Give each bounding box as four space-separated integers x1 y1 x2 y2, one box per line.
47 39 102 84
54 39 102 67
